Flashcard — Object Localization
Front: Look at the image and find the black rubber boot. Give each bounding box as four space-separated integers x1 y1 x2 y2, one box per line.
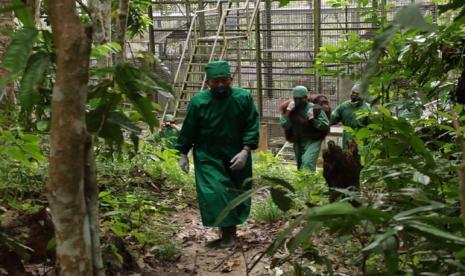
220 226 237 248
206 226 237 248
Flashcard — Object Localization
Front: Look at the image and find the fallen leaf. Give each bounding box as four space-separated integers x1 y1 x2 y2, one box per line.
221 259 241 273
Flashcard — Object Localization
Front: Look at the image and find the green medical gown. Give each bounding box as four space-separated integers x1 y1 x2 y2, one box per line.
176 87 259 227
280 102 329 171
331 100 370 149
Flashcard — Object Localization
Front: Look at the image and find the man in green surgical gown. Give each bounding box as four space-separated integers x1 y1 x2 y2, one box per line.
331 82 371 149
280 86 330 171
154 114 180 149
176 60 259 248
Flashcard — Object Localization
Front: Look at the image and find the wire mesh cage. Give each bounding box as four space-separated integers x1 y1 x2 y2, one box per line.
134 0 437 142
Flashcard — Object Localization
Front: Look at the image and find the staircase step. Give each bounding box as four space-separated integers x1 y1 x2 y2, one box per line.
183 80 203 84
198 35 247 42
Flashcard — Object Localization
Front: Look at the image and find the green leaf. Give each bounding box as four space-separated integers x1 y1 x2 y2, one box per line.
36 120 49 131
91 42 121 60
261 176 295 192
98 122 124 146
213 179 266 226
439 0 465 14
287 221 323 253
279 0 290 7
250 212 309 271
307 202 357 219
2 27 38 74
11 0 34 27
363 228 396 252
393 4 435 31
145 68 174 96
270 187 292 212
115 64 159 131
455 248 465 259
356 207 392 222
20 143 45 162
5 146 30 166
0 4 24 14
130 95 157 130
46 238 56 251
405 220 465 244
19 52 49 111
107 111 142 134
21 134 41 143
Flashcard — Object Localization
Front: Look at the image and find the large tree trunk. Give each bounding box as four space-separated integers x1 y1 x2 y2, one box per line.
0 0 16 106
89 0 112 67
113 0 130 63
46 0 102 275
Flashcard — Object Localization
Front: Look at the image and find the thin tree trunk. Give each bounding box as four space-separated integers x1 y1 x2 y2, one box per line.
452 110 465 226
84 136 105 276
46 0 98 274
0 0 16 106
89 0 112 67
114 0 130 63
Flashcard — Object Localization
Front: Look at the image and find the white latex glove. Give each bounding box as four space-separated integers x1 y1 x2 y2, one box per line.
179 154 189 173
286 101 295 111
230 149 249 171
307 108 314 120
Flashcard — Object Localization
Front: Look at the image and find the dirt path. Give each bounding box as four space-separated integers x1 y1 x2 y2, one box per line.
153 207 284 275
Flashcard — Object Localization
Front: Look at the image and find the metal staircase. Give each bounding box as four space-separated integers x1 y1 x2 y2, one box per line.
170 0 260 117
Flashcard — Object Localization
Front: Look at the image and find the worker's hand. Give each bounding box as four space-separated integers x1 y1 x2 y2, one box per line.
286 101 295 111
179 154 189 173
230 149 249 171
307 108 314 120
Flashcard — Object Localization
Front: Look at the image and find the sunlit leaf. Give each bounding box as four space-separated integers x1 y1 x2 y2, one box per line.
405 220 465 244
2 27 37 74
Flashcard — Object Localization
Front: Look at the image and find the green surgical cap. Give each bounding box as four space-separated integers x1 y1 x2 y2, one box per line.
352 81 362 92
164 114 175 122
205 60 231 80
292 86 308 97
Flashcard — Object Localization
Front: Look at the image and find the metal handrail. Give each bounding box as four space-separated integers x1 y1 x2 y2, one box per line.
199 0 260 90
167 0 261 118
172 1 226 86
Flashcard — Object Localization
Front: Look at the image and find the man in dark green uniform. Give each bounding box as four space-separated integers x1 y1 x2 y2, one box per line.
176 60 259 248
280 86 330 171
154 114 180 149
331 82 371 149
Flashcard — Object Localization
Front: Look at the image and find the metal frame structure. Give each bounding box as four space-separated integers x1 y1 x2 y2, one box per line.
130 0 437 146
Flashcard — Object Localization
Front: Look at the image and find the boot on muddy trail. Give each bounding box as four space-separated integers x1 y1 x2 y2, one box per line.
206 226 237 248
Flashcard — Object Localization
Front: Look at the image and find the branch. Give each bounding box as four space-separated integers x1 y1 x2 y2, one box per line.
76 0 91 18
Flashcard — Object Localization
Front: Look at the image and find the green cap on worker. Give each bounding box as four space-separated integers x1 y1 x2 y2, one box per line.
164 114 175 122
292 85 308 98
205 60 231 80
352 81 362 92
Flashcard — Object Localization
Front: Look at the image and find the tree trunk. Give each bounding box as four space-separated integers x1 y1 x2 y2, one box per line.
84 136 105 276
46 0 101 275
0 0 16 106
452 110 465 226
89 0 112 67
114 0 130 63
25 0 41 28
